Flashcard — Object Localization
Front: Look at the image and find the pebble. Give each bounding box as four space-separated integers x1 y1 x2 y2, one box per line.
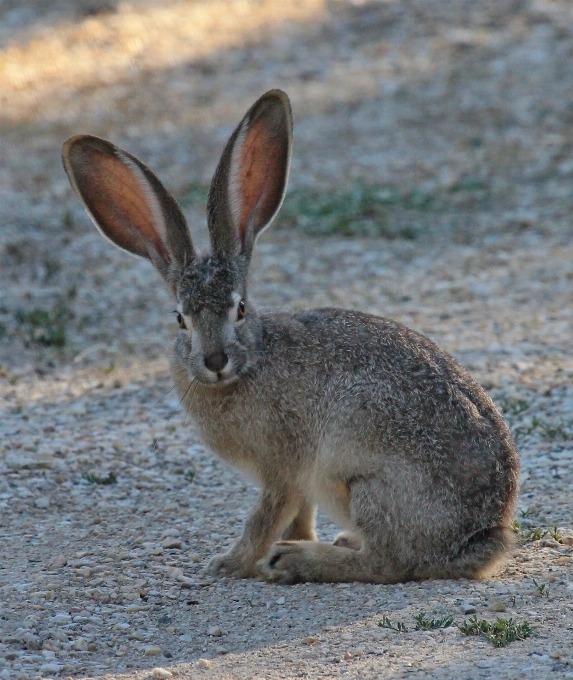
74 637 88 651
487 600 507 612
49 554 66 567
460 603 477 614
144 646 163 656
151 668 173 678
24 634 41 651
125 604 151 612
167 567 184 579
34 497 50 509
197 659 211 668
208 626 223 637
39 663 63 674
162 539 182 549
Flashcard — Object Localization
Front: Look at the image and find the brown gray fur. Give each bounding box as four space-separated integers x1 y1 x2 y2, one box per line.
62 89 519 584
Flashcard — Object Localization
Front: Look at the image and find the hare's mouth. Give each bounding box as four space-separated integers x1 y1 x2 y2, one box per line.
191 368 240 387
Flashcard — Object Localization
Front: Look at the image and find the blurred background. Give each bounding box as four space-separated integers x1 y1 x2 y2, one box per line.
1 0 573 389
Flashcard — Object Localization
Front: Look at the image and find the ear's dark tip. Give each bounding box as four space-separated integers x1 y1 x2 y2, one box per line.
261 88 290 106
62 134 113 163
253 89 292 127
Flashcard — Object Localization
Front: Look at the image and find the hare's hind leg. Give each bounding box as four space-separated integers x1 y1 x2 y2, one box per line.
281 499 318 541
258 540 404 584
258 476 407 584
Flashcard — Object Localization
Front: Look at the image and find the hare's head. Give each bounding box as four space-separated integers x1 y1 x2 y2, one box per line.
62 90 292 386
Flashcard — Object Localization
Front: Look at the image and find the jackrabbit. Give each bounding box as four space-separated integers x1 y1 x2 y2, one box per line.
62 89 519 584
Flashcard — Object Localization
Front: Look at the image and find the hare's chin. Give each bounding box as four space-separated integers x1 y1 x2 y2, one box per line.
192 372 240 388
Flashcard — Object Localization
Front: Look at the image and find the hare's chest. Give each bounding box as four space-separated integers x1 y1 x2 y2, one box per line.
186 390 262 471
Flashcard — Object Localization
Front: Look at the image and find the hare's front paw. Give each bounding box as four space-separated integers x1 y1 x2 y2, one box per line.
207 552 258 579
258 541 309 584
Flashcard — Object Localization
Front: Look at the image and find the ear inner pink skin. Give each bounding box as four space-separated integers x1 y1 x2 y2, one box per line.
68 144 170 262
234 121 286 245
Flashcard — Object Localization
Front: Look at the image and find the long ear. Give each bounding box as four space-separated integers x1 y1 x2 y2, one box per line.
207 89 292 258
62 135 195 278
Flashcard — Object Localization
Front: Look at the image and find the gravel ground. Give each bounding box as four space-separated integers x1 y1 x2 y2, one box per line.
2 1 573 679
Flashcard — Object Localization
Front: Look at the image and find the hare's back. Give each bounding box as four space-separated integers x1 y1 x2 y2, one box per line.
260 308 511 451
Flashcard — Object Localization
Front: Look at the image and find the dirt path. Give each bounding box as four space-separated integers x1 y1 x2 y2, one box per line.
1 2 573 679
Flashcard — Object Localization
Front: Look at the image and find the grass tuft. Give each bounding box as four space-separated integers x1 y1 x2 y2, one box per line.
525 416 573 440
15 302 72 348
548 524 563 541
378 615 408 632
513 522 564 543
532 578 549 597
497 396 530 416
414 611 455 630
458 615 532 647
178 179 489 239
83 471 117 485
275 184 427 238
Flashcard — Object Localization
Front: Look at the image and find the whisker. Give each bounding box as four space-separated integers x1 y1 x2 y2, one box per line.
165 379 195 425
181 378 201 427
143 376 185 417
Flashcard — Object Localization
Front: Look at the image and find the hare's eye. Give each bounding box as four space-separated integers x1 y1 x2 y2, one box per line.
237 300 246 321
176 312 187 330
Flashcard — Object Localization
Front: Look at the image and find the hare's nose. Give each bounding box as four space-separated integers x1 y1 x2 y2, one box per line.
204 352 228 373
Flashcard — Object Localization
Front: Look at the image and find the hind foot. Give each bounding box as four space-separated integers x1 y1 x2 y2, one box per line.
258 540 382 584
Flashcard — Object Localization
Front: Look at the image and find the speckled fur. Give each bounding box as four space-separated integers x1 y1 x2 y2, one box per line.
173 308 518 583
63 90 519 584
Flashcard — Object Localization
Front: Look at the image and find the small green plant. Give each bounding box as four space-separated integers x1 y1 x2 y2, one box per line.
15 302 71 348
177 182 209 208
83 471 117 485
62 210 75 230
529 416 573 441
378 615 408 632
532 579 548 597
275 184 430 238
5 240 27 263
548 524 563 542
519 507 535 519
524 527 548 542
449 177 487 193
414 611 454 630
43 259 61 279
458 615 532 647
511 519 522 534
184 468 196 482
103 362 115 375
497 396 530 416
